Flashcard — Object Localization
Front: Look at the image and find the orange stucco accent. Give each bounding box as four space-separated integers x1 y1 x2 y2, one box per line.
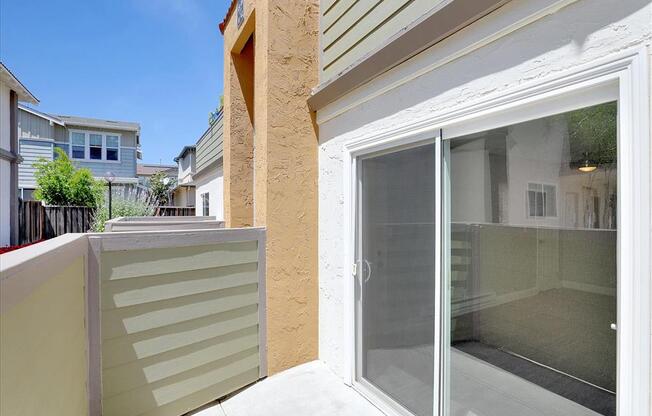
222 0 319 375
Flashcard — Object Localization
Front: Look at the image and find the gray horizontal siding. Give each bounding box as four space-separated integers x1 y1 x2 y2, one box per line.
320 0 441 81
196 115 223 174
19 139 54 189
18 109 55 140
74 148 137 179
99 240 262 416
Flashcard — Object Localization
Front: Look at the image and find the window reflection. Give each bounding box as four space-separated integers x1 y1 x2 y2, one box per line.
448 102 617 416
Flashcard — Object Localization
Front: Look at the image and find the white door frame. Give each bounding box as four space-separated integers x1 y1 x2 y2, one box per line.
342 46 650 416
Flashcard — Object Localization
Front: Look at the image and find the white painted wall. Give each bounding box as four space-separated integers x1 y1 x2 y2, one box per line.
0 83 12 246
194 165 223 220
317 0 652 379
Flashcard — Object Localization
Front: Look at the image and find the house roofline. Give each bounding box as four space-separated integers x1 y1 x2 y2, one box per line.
0 62 39 104
18 104 65 126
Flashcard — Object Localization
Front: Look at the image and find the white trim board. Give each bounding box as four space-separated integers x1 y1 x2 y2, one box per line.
341 47 651 416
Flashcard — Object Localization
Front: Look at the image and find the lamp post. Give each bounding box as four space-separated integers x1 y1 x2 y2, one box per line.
106 172 115 219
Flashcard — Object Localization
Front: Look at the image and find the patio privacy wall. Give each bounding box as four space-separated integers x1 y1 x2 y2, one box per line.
0 253 88 416
99 239 264 416
1 228 266 416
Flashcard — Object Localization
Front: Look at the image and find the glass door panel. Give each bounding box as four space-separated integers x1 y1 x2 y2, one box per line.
356 143 436 416
445 101 618 416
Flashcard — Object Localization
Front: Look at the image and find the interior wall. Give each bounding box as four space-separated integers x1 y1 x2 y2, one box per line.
317 0 651 379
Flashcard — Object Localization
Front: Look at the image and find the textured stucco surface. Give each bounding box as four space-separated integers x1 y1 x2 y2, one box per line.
223 0 320 375
317 0 652 379
223 3 256 228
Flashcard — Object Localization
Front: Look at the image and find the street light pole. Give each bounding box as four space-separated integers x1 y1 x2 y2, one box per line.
106 172 115 220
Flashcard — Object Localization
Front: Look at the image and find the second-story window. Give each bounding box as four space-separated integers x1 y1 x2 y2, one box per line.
89 134 103 160
106 135 119 161
71 132 85 159
67 131 121 162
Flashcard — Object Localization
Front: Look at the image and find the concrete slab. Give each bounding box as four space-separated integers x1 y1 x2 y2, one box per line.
218 361 385 416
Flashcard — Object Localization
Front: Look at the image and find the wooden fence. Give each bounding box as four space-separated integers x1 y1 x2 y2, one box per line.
18 201 196 244
153 206 196 216
19 201 95 244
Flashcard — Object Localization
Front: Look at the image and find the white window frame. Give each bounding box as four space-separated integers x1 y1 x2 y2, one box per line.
342 47 650 416
526 182 558 219
67 130 122 163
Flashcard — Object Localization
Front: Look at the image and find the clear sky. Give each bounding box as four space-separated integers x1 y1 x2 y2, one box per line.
1 0 229 166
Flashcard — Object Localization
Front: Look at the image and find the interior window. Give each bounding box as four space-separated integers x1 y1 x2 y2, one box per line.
106 135 119 161
71 132 85 159
89 134 103 160
447 101 617 416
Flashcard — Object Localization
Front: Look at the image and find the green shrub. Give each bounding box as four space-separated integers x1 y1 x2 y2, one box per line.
33 148 103 207
149 171 176 206
91 197 155 232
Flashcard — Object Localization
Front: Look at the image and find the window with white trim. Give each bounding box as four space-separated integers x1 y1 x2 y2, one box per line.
67 131 121 162
89 134 103 160
527 182 557 218
71 132 85 159
106 135 119 161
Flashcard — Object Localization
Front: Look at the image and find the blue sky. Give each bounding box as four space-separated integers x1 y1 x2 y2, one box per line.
1 0 229 166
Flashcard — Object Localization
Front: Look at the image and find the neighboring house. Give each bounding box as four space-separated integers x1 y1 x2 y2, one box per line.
220 1 652 416
0 63 38 246
174 112 224 218
17 105 141 199
136 163 176 186
173 145 196 208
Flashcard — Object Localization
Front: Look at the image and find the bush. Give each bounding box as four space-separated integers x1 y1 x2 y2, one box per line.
33 148 103 207
91 197 155 232
149 171 176 206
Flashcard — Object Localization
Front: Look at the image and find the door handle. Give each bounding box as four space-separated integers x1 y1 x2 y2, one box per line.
363 259 372 283
610 323 617 331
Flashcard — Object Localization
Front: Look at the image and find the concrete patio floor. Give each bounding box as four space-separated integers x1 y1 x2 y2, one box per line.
192 361 385 416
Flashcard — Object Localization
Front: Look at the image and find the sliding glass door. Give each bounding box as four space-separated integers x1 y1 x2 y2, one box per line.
354 96 620 416
355 143 436 416
444 101 617 416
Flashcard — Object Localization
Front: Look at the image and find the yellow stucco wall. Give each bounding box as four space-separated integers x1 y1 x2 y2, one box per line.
0 257 88 416
222 0 320 375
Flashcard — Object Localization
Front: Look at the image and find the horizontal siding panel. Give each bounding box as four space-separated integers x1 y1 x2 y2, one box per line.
100 236 263 416
19 140 53 188
102 262 258 309
102 326 258 397
101 283 259 340
102 305 259 368
196 117 223 173
321 0 439 80
138 368 259 416
322 0 356 33
75 148 136 179
103 349 259 416
101 241 257 281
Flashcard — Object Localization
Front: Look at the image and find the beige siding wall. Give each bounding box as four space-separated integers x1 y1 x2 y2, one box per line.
196 114 224 174
18 108 55 140
320 0 443 81
100 240 263 416
0 257 88 416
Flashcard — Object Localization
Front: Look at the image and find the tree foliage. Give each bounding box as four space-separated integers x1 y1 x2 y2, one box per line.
149 171 176 206
33 148 103 207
